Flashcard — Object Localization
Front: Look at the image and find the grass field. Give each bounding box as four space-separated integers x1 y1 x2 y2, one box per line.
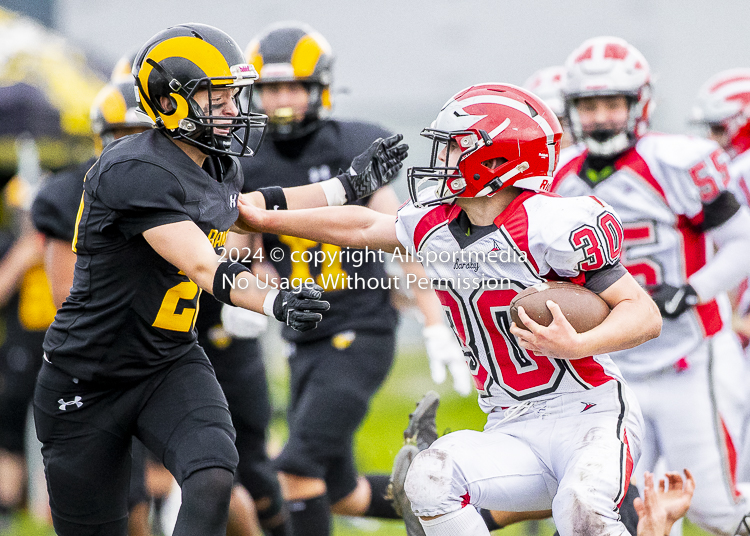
2 341 711 536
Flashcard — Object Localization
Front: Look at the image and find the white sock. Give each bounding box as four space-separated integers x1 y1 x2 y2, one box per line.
420 506 491 536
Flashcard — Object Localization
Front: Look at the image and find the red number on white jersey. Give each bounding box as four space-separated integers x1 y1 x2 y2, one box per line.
436 285 564 399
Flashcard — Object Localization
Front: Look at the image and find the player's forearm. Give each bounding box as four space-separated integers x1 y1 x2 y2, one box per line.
225 273 274 313
577 285 661 357
241 184 329 211
252 205 390 250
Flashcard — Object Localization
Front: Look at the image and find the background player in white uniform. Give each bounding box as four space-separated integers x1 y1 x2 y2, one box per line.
236 83 662 536
523 66 574 149
552 36 750 536
692 69 750 486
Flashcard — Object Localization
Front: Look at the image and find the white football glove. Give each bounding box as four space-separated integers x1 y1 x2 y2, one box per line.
220 304 269 339
423 324 472 397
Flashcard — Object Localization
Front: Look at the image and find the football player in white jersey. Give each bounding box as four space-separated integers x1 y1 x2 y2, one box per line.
237 82 662 536
552 37 750 536
692 68 750 488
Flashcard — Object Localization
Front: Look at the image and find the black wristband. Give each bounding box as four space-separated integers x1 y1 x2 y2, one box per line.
257 186 288 211
213 261 251 306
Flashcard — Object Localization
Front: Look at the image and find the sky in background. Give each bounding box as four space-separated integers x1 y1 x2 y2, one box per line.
48 0 750 188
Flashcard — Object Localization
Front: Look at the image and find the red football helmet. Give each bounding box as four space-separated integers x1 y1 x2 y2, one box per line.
691 69 750 158
407 83 563 208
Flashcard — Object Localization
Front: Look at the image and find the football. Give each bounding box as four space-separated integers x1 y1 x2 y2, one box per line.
509 281 610 333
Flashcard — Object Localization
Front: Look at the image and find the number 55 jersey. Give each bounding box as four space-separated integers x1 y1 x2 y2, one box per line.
43 129 243 383
395 189 629 412
552 133 738 377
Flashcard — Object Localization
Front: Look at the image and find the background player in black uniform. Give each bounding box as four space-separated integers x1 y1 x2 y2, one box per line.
240 23 469 536
0 170 53 530
31 23 406 536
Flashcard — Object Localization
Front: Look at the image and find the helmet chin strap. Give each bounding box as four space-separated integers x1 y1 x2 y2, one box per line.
583 131 630 157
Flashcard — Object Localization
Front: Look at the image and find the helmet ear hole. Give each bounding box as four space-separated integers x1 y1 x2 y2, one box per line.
482 157 508 171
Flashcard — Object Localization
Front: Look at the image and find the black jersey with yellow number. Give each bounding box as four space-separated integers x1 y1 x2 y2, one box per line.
240 119 398 343
43 129 242 383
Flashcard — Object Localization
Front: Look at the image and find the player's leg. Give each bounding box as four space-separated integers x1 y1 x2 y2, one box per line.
648 343 750 535
323 332 399 520
33 362 133 535
404 428 555 536
0 340 43 527
275 332 395 535
135 347 239 536
128 439 151 536
209 336 287 535
547 381 642 536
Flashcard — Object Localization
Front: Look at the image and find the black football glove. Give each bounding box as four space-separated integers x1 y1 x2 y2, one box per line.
337 133 409 202
649 283 699 319
272 283 330 332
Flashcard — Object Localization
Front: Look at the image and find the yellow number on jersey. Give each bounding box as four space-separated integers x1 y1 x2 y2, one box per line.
152 278 201 332
277 236 348 290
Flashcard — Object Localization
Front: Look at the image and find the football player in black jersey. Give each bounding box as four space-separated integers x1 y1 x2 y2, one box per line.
35 56 283 536
31 23 406 536
240 23 470 536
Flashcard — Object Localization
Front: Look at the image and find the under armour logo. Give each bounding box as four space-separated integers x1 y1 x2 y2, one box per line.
229 194 238 208
58 396 82 411
581 402 596 412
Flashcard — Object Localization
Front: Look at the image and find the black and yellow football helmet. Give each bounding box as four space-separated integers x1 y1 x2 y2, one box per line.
245 22 333 139
133 23 267 157
90 79 153 152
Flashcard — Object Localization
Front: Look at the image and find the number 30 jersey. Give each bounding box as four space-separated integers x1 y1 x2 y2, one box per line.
395 190 628 412
552 133 735 376
43 130 243 383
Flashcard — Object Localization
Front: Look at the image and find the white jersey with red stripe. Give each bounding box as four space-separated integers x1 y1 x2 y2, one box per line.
395 189 627 413
552 133 732 376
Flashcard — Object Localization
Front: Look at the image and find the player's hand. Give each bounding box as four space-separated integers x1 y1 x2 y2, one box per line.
649 283 698 319
423 324 472 396
337 134 409 202
236 195 267 233
510 301 583 359
634 470 694 536
273 283 330 332
221 304 268 339
657 470 695 532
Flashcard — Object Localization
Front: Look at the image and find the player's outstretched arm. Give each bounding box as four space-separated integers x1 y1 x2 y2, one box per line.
511 273 661 359
238 134 408 213
237 197 402 253
143 220 329 332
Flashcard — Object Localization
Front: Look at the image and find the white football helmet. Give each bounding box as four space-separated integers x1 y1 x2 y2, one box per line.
691 69 750 157
563 36 652 157
523 66 566 119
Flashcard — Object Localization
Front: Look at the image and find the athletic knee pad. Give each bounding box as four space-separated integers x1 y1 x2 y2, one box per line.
404 448 455 515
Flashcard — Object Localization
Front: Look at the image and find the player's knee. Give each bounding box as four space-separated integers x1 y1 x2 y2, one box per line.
182 467 234 513
553 485 616 536
404 448 455 512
